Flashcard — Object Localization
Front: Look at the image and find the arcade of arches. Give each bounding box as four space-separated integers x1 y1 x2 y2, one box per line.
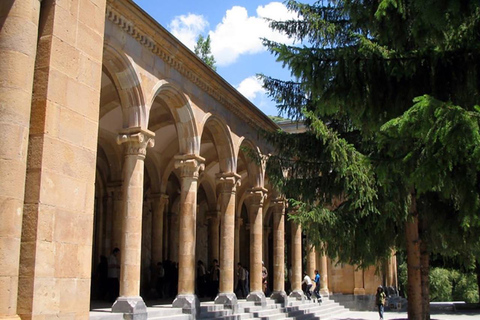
0 0 397 319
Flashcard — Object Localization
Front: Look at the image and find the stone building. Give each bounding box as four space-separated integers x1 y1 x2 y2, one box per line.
0 0 397 319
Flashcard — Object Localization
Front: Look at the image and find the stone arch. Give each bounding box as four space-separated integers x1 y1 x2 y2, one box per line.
97 134 122 182
198 175 218 210
149 79 200 155
144 155 161 195
200 114 236 174
102 43 147 129
238 138 265 189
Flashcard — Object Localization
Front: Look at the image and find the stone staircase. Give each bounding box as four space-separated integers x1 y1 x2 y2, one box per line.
90 296 348 319
149 296 347 320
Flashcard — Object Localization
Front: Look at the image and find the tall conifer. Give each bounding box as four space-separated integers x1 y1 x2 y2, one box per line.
260 1 480 319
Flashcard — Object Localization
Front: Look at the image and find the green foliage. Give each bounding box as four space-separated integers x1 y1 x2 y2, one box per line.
398 261 479 303
429 268 453 301
194 34 217 71
261 0 480 271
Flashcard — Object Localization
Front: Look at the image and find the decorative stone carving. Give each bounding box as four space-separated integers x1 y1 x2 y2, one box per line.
117 127 155 158
174 154 205 178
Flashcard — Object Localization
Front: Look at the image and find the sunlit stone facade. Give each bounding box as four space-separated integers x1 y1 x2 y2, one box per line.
0 0 396 319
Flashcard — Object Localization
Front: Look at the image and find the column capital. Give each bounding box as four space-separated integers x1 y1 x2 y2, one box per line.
247 187 268 207
151 193 169 202
174 154 205 178
117 127 155 158
236 217 243 227
216 172 241 194
272 197 287 213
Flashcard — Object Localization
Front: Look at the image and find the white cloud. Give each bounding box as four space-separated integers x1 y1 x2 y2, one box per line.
209 2 298 66
236 76 266 100
166 2 299 66
168 13 209 51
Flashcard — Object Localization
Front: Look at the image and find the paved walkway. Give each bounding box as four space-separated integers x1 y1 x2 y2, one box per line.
330 309 480 320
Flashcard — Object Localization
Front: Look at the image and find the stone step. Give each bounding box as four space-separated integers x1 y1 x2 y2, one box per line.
148 314 192 320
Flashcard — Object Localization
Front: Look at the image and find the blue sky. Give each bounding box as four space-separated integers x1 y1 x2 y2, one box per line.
133 0 304 117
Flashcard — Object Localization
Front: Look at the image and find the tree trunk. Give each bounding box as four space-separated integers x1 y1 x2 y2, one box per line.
476 259 480 303
406 194 423 320
420 217 430 320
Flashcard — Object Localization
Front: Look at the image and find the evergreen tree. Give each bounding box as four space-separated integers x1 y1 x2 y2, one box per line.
260 1 480 319
194 34 217 71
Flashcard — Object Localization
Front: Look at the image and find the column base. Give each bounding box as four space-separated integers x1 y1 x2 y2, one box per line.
320 288 330 296
246 291 266 306
0 316 21 320
172 294 200 316
215 292 238 313
288 289 305 302
270 290 288 303
111 296 147 320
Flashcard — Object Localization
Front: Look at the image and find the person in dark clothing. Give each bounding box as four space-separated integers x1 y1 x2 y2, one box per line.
236 262 247 298
209 259 220 299
197 260 207 298
313 269 322 302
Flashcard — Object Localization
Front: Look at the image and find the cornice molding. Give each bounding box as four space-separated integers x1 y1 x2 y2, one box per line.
105 0 279 133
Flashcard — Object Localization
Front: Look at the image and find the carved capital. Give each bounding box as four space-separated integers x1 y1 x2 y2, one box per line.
236 217 243 227
117 127 155 158
272 197 287 213
247 187 268 208
152 193 169 209
216 172 241 194
174 154 205 178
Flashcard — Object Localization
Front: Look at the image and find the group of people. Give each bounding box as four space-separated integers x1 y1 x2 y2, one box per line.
195 259 220 299
302 269 322 303
154 259 180 299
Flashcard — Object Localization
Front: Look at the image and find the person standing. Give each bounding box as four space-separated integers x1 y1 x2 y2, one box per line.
197 260 206 298
209 259 220 299
302 272 313 300
313 269 322 302
107 248 120 302
376 285 387 320
262 261 268 294
236 263 247 298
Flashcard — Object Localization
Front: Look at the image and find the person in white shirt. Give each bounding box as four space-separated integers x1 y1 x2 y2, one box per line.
302 272 313 300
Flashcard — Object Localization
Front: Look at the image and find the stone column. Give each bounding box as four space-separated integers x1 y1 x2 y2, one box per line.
0 1 40 319
112 128 154 318
152 194 168 264
208 211 220 263
319 249 329 295
17 0 106 317
289 212 304 301
215 172 241 311
263 227 271 268
104 190 114 256
246 187 267 306
234 218 243 275
307 244 316 277
94 194 106 265
111 185 123 250
270 198 287 303
172 154 204 316
354 267 365 295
